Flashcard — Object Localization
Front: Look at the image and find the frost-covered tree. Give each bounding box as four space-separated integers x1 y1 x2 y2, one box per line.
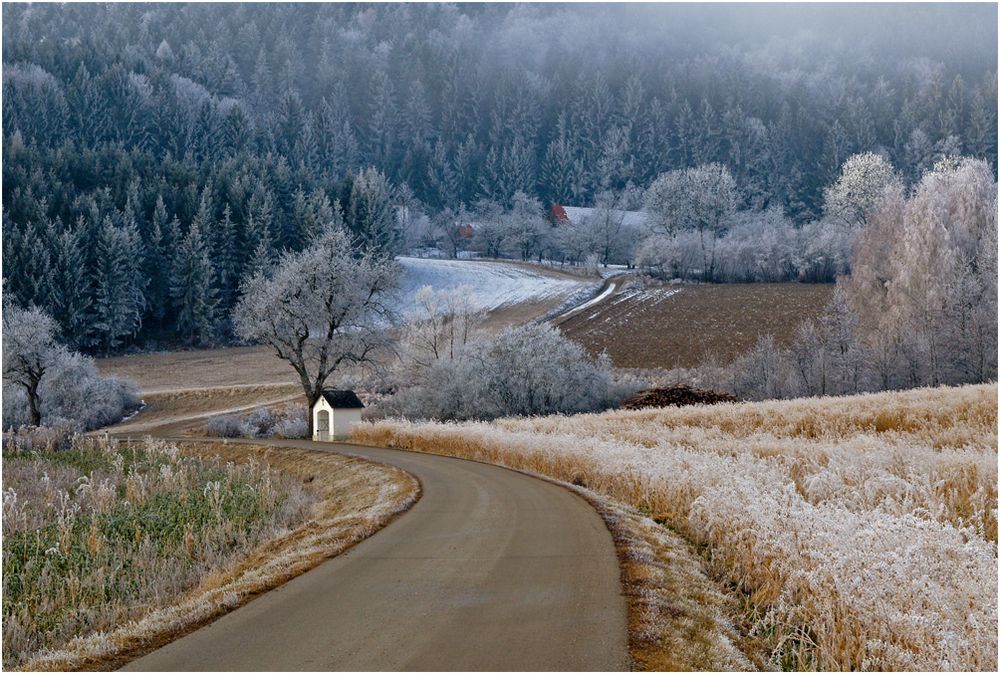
144 197 172 326
580 187 643 266
502 191 548 261
213 204 240 310
644 163 739 280
399 285 486 372
542 112 585 204
46 219 92 347
347 167 401 257
170 219 218 343
841 156 997 387
714 207 799 282
822 152 901 230
635 232 702 281
890 157 997 384
470 198 507 259
91 216 145 352
2 299 138 430
233 226 398 435
2 299 66 426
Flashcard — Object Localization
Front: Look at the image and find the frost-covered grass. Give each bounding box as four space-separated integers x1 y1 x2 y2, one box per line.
397 257 590 316
354 383 998 671
2 437 419 671
2 436 313 669
206 404 308 439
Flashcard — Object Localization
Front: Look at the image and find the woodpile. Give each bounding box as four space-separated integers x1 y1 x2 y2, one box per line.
621 385 737 410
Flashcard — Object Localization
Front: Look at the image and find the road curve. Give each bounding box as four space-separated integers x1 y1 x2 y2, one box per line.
123 439 629 671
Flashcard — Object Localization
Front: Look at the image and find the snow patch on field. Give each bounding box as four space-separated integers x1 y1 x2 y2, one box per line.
556 282 618 320
397 257 591 315
587 286 684 325
118 400 147 424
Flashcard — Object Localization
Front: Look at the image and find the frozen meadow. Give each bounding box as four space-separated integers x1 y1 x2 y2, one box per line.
2 436 418 670
354 383 998 671
396 257 591 316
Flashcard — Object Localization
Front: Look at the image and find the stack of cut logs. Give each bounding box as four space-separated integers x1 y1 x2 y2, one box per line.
620 385 737 410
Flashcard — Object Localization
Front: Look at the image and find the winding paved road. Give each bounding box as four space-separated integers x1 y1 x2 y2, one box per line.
123 439 629 671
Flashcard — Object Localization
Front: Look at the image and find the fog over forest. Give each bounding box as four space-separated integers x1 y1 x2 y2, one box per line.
2 2 997 350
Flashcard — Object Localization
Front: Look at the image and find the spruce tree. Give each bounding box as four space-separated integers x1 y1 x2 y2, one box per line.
243 188 274 266
47 219 92 348
143 197 172 327
214 204 240 310
170 219 218 344
347 167 400 258
92 216 145 353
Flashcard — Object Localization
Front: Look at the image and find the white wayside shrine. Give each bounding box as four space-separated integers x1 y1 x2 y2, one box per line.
312 390 365 442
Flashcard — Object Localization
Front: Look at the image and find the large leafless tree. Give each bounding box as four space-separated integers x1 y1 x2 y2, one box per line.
233 227 399 436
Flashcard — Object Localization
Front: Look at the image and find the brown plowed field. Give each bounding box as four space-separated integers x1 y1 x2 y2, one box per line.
558 283 834 368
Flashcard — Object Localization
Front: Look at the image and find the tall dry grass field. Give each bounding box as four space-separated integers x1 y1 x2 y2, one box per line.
1 435 314 669
354 383 998 671
2 435 419 670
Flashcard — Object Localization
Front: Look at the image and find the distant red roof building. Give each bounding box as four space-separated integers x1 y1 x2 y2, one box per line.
549 203 569 225
456 223 475 239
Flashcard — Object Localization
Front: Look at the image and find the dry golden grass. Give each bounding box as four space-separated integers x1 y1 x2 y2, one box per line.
354 383 998 671
19 441 419 671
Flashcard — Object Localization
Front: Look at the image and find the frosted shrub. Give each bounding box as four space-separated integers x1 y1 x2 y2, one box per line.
206 406 308 439
240 408 283 437
391 324 634 420
206 414 244 438
272 416 308 439
2 355 139 431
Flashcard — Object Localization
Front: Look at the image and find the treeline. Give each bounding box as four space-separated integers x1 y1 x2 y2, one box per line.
686 158 998 397
2 3 996 350
3 157 401 351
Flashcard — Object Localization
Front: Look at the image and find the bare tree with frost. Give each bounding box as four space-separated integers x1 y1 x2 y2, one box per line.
2 299 67 426
822 152 901 230
644 163 739 281
233 227 398 435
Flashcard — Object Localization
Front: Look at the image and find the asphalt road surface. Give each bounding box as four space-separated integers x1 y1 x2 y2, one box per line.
122 439 629 671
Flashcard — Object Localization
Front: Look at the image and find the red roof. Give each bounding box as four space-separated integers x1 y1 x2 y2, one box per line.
549 204 569 224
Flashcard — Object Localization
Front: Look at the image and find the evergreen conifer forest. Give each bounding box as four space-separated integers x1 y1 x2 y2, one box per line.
3 3 996 351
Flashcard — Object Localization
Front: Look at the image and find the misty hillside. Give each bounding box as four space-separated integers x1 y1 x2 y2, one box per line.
2 3 996 351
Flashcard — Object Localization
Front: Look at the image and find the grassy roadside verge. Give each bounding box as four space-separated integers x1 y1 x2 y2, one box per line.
7 438 419 671
568 484 751 671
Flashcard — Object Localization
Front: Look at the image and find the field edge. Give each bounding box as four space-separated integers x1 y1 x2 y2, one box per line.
17 440 421 672
337 438 753 671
